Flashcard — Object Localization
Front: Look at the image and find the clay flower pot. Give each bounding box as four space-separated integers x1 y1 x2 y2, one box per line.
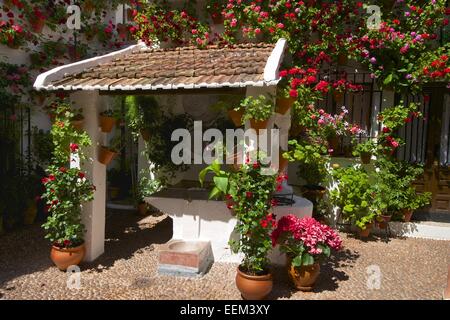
30 17 46 33
98 146 117 166
403 210 413 222
250 119 268 133
140 128 151 142
50 243 85 271
360 152 371 164
333 91 345 105
378 215 392 229
287 258 321 291
228 109 244 127
71 117 85 131
137 202 148 216
235 266 273 300
358 222 374 238
276 97 295 115
99 115 116 133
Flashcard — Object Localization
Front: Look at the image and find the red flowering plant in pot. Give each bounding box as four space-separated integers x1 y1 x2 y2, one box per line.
199 155 282 300
271 215 342 291
41 101 94 271
0 21 27 49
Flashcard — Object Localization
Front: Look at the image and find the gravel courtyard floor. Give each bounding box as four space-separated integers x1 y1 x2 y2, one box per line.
0 210 449 300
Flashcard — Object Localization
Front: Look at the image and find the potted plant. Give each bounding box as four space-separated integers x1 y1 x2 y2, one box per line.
402 190 432 222
240 95 274 133
125 95 161 142
199 158 280 300
136 169 162 216
353 139 376 164
271 215 342 291
210 96 245 128
42 167 94 270
0 21 26 49
98 145 119 166
99 109 117 133
276 86 297 115
284 140 329 211
330 166 376 238
71 108 84 131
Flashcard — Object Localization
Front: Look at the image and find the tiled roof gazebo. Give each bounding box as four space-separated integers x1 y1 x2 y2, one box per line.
33 39 312 265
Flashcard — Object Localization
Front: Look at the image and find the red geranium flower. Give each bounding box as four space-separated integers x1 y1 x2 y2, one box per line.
70 143 79 153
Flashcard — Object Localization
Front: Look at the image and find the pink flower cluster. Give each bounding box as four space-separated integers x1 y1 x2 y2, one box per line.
271 215 342 255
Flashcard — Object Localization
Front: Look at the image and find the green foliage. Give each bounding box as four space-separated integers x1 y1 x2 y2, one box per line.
41 100 94 248
284 140 329 186
353 139 376 157
31 126 53 166
240 95 274 123
137 169 163 203
125 95 161 141
329 166 376 229
200 158 279 274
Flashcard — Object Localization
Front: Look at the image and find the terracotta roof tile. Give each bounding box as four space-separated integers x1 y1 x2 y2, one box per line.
47 42 276 90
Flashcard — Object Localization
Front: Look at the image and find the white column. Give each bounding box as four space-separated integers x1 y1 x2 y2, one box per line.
71 91 107 262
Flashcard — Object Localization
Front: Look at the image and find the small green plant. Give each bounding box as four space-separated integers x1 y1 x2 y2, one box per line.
137 169 163 203
353 139 376 157
284 140 329 186
240 95 274 124
330 166 376 229
125 95 161 141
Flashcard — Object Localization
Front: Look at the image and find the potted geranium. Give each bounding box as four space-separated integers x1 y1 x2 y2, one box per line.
240 95 274 133
275 85 297 115
200 157 280 300
42 166 94 270
271 215 342 291
71 108 85 131
41 102 94 270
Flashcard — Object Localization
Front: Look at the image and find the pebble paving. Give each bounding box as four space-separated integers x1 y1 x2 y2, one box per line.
0 211 449 300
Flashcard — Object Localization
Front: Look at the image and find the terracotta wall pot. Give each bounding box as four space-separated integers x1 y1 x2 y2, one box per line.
287 258 321 291
228 109 244 127
236 266 273 300
140 128 151 142
333 91 345 105
360 152 371 164
250 119 268 133
378 215 392 229
99 115 116 133
358 222 374 238
403 210 413 222
276 97 295 115
98 147 117 166
50 244 85 271
71 119 84 131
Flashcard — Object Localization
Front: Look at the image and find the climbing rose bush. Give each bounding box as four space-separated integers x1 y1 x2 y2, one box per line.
271 215 342 267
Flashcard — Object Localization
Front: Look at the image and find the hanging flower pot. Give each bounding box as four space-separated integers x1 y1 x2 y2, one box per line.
250 119 268 133
333 91 345 105
287 257 321 291
71 115 85 131
360 152 371 164
99 114 116 133
276 97 295 115
358 222 374 238
337 53 348 66
211 14 224 24
140 128 151 142
403 209 413 222
228 109 244 127
29 16 46 33
117 23 129 40
235 266 273 300
378 215 392 229
98 146 118 166
50 243 85 271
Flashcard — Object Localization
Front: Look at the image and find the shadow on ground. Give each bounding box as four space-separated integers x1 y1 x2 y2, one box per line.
0 210 172 287
268 247 360 299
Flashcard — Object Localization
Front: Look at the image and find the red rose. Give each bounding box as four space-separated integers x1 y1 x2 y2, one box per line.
70 143 79 153
246 192 253 198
